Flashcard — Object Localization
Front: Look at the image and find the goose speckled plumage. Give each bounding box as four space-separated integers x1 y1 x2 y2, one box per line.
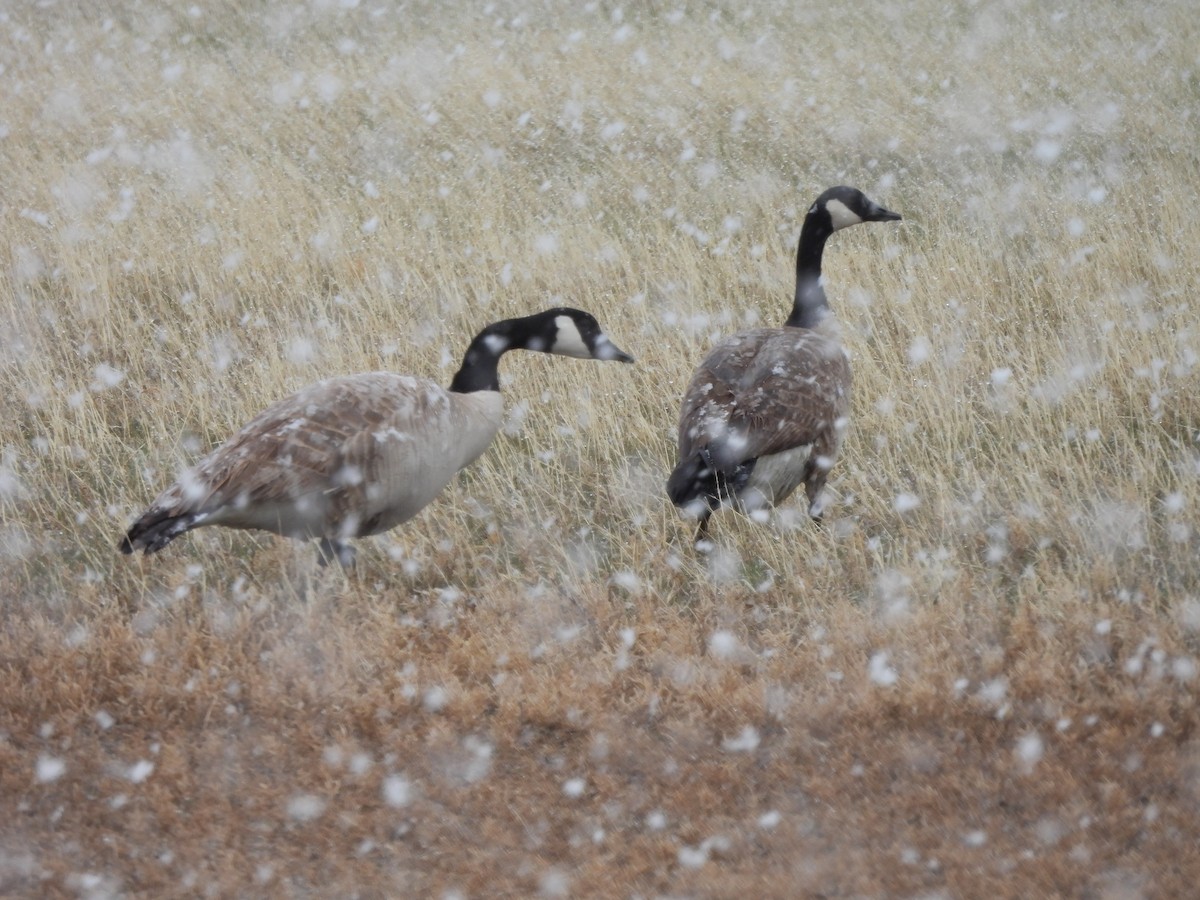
667 186 900 543
120 308 633 565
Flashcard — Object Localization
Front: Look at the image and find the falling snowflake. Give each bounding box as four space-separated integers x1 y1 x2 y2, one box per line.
869 651 899 686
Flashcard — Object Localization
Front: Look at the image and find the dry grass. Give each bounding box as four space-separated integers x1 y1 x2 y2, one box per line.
2 0 1199 896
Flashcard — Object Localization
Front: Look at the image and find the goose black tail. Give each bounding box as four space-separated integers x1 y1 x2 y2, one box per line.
667 452 714 508
667 448 755 510
119 510 198 556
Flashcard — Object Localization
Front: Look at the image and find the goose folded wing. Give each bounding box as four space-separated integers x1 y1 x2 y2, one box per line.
176 375 433 514
680 330 850 468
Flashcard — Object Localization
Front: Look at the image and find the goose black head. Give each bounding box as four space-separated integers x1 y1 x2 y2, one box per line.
810 185 902 232
538 307 636 362
788 186 902 329
450 307 634 393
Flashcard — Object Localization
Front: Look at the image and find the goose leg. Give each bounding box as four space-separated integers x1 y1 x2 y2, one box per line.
804 474 828 524
317 538 356 568
803 442 838 524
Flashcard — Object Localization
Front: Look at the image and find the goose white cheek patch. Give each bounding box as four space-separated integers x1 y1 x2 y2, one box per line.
551 315 591 358
826 198 863 231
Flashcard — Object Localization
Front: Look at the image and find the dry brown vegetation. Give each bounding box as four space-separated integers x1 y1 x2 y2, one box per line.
2 1 1199 896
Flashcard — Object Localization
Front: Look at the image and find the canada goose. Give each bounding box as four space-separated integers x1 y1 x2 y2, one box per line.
120 307 634 566
666 185 900 543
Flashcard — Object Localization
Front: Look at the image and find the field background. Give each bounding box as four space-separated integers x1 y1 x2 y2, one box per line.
3 0 1199 896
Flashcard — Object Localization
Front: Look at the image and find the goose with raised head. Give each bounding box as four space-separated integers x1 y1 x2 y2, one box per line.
666 186 901 543
120 307 634 566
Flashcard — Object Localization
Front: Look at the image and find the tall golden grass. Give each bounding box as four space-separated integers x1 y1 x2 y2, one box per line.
2 0 1199 895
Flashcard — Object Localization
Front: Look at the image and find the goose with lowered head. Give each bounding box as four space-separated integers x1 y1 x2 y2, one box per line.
120 307 634 566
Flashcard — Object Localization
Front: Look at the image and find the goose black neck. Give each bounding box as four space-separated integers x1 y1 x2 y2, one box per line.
785 214 834 329
448 323 510 393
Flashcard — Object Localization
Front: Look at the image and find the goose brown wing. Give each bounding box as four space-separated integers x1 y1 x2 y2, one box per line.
678 328 850 466
151 374 441 518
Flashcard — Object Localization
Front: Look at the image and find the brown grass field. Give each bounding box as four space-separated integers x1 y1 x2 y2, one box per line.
2 1 1199 896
